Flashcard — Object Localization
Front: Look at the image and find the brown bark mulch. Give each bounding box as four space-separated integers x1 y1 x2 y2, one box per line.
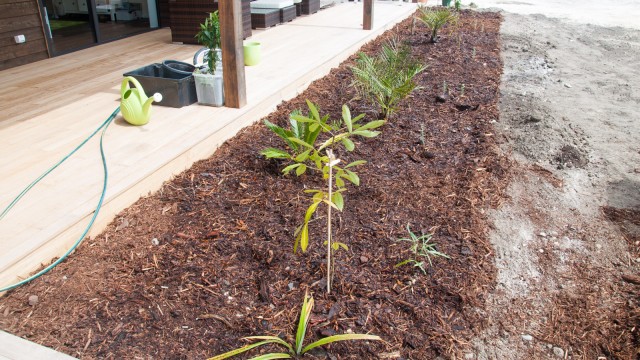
1 10 508 359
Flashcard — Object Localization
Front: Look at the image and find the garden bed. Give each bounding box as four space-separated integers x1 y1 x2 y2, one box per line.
3 10 507 359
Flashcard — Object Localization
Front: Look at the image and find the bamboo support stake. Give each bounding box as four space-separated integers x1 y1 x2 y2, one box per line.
326 149 340 294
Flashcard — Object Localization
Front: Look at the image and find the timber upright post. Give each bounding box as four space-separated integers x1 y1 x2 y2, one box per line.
363 0 373 30
220 0 247 108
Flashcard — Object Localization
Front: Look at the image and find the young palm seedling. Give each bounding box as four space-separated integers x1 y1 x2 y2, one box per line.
350 38 426 120
415 5 459 43
208 292 381 359
395 224 450 274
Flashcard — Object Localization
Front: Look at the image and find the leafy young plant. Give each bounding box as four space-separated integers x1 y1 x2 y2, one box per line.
415 6 459 43
195 11 221 75
261 100 384 293
350 38 426 120
395 224 450 274
209 292 381 359
261 100 383 181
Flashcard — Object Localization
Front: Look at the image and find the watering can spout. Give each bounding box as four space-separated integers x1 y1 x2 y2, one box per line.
120 76 162 126
143 93 163 115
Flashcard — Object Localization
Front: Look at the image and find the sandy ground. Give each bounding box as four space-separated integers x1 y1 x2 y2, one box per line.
467 1 640 358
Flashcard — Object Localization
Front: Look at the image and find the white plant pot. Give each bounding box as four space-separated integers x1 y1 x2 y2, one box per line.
193 72 224 107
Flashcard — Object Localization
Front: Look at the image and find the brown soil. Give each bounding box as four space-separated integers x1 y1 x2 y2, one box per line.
0 9 637 360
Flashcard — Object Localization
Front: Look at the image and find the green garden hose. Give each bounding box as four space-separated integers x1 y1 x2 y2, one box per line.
0 107 120 293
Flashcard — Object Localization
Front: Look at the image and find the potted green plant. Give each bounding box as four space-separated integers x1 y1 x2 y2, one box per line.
193 11 224 107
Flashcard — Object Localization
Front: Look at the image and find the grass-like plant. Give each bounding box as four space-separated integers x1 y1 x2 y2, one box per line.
415 6 459 43
395 224 450 274
350 38 426 120
208 292 381 359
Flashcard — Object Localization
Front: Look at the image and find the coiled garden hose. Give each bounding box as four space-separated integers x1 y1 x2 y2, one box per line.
0 107 120 293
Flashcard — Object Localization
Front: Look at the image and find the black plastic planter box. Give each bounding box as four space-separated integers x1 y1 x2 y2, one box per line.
123 63 197 108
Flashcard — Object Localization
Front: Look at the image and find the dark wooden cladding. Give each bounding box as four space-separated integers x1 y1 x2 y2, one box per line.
168 0 251 44
0 0 49 71
158 0 171 27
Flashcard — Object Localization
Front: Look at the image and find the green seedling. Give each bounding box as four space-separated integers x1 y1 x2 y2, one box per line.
262 101 384 293
395 224 450 274
194 11 221 75
415 6 459 43
209 292 381 359
350 37 426 120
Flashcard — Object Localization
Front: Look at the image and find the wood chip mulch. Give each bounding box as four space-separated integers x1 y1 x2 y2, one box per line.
0 10 509 359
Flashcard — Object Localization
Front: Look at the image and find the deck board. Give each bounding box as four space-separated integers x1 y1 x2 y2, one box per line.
0 1 416 292
0 331 77 360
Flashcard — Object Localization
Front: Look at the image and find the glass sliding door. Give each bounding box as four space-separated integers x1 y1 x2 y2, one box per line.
94 0 159 42
40 0 97 55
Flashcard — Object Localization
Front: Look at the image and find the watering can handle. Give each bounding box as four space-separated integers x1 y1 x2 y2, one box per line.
121 76 147 97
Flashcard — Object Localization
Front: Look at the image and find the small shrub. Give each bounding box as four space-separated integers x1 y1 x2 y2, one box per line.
350 38 426 120
209 292 381 359
261 100 384 292
415 6 459 43
194 11 221 74
395 224 450 274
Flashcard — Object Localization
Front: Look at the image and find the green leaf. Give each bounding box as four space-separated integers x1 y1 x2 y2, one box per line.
350 113 366 125
248 353 292 360
395 259 415 267
208 340 278 360
312 191 325 203
260 148 292 159
288 137 314 149
335 176 345 188
342 105 353 133
306 99 320 122
344 160 367 168
357 120 386 131
243 336 293 354
295 164 307 176
305 201 321 222
296 293 314 354
294 149 311 162
341 138 355 151
264 120 297 151
332 242 348 251
351 130 381 138
322 199 340 211
282 163 300 175
331 192 344 211
290 114 315 123
301 334 381 354
300 223 309 252
343 169 360 186
294 224 303 253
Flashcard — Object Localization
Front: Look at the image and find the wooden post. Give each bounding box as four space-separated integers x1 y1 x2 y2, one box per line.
219 0 247 108
363 0 373 30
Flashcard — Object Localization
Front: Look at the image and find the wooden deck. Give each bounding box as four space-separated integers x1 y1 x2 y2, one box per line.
0 331 76 360
0 1 416 295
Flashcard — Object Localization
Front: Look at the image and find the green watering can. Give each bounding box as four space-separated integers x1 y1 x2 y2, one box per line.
120 76 163 126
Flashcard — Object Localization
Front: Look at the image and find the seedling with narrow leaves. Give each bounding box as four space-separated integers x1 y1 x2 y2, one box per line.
350 38 426 120
395 224 450 274
208 292 381 359
415 6 459 43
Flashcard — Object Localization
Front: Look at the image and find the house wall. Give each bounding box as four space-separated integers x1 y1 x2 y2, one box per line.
0 0 49 71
